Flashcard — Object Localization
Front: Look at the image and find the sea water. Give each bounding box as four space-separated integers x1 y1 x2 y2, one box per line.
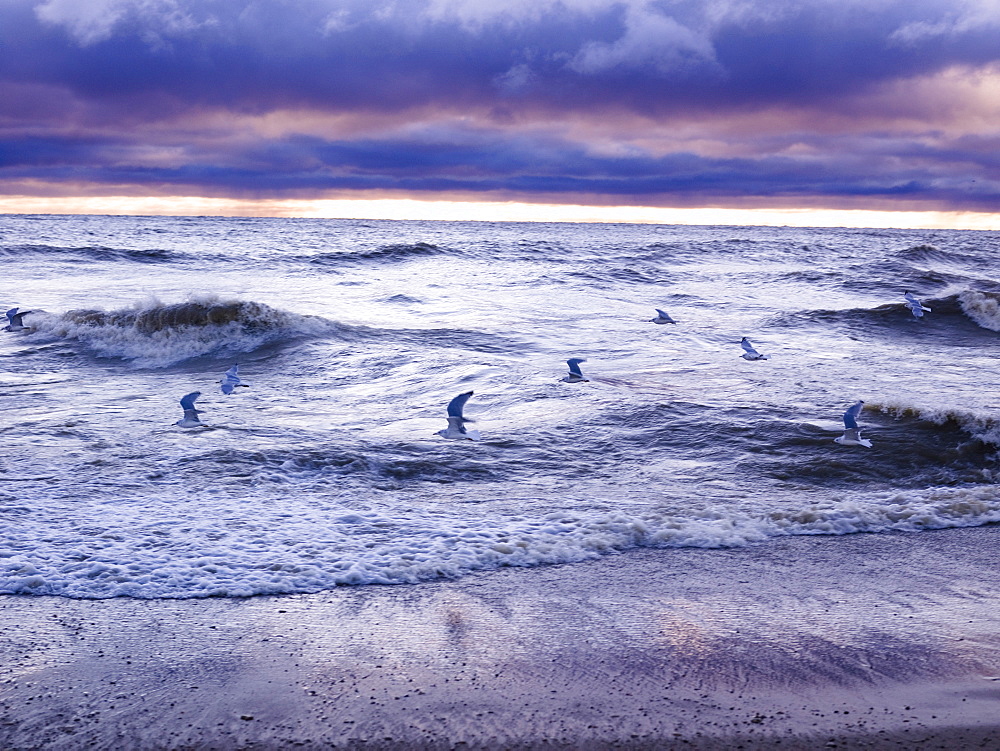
2 215 999 598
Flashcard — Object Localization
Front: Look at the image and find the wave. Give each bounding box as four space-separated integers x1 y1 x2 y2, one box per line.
26 296 344 367
772 289 1000 338
185 446 506 488
569 264 668 286
891 243 986 269
605 401 999 489
3 485 999 599
306 241 444 267
0 243 182 264
873 399 1000 448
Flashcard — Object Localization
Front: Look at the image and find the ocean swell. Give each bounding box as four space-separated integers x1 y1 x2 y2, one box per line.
306 242 444 267
0 244 181 264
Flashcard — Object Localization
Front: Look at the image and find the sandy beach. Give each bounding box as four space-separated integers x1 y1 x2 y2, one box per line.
3 525 1000 750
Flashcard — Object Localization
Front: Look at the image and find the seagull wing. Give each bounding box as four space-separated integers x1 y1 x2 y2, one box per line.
740 338 759 355
180 391 202 412
567 358 586 376
843 400 864 429
446 391 474 420
221 365 242 394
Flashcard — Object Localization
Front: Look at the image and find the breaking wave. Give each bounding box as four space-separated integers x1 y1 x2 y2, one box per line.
873 399 1000 448
28 296 344 367
3 486 1000 599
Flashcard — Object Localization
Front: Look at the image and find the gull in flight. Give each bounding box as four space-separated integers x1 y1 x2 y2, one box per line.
3 308 32 332
437 391 481 440
561 358 589 383
834 400 871 448
176 392 205 428
904 291 931 318
649 308 677 324
740 337 769 360
220 364 249 395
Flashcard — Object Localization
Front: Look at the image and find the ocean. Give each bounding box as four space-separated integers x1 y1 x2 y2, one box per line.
3 214 1000 600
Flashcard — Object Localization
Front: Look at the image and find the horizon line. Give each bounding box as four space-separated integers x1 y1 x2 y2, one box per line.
1 195 998 231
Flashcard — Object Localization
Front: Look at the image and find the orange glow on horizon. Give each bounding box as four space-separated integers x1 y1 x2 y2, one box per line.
0 194 998 230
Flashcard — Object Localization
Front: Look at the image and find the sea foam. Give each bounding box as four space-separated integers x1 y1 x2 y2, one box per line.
959 290 1000 332
4 486 1000 599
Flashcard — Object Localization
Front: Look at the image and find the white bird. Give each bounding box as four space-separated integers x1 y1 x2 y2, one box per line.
834 400 871 448
903 291 931 318
176 392 205 428
649 308 676 324
561 358 589 383
220 364 249 395
740 337 769 360
3 307 32 332
436 391 480 440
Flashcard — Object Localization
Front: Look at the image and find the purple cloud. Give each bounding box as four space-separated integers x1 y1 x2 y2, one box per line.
1 0 998 211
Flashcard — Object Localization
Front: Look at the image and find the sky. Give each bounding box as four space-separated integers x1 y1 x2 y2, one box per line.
1 0 999 228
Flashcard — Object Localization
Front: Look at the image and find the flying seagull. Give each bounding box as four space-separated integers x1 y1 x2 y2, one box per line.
649 308 677 324
220 364 249 395
3 308 32 332
176 392 205 428
740 337 769 361
903 291 931 318
437 390 481 440
561 358 589 383
834 400 871 448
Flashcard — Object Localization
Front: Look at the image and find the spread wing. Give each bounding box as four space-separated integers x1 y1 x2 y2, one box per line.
446 391 474 420
843 400 864 429
179 391 202 412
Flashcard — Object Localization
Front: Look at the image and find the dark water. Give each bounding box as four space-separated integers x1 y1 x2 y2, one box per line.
2 215 999 598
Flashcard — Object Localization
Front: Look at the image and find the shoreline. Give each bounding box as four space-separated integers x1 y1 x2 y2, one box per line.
3 525 1000 749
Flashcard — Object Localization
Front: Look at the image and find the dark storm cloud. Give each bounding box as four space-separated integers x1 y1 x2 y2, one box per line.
4 127 996 210
1 0 998 210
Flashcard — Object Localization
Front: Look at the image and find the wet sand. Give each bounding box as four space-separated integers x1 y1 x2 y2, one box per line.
3 526 1000 749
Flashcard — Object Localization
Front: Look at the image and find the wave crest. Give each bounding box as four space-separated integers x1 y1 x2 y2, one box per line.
33 296 338 367
874 399 1000 447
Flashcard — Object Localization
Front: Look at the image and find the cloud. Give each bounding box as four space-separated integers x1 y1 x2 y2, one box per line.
34 0 207 46
568 5 718 76
1 0 998 213
890 0 1000 44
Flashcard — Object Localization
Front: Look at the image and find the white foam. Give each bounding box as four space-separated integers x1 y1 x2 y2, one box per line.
959 290 1000 332
3 485 1000 599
